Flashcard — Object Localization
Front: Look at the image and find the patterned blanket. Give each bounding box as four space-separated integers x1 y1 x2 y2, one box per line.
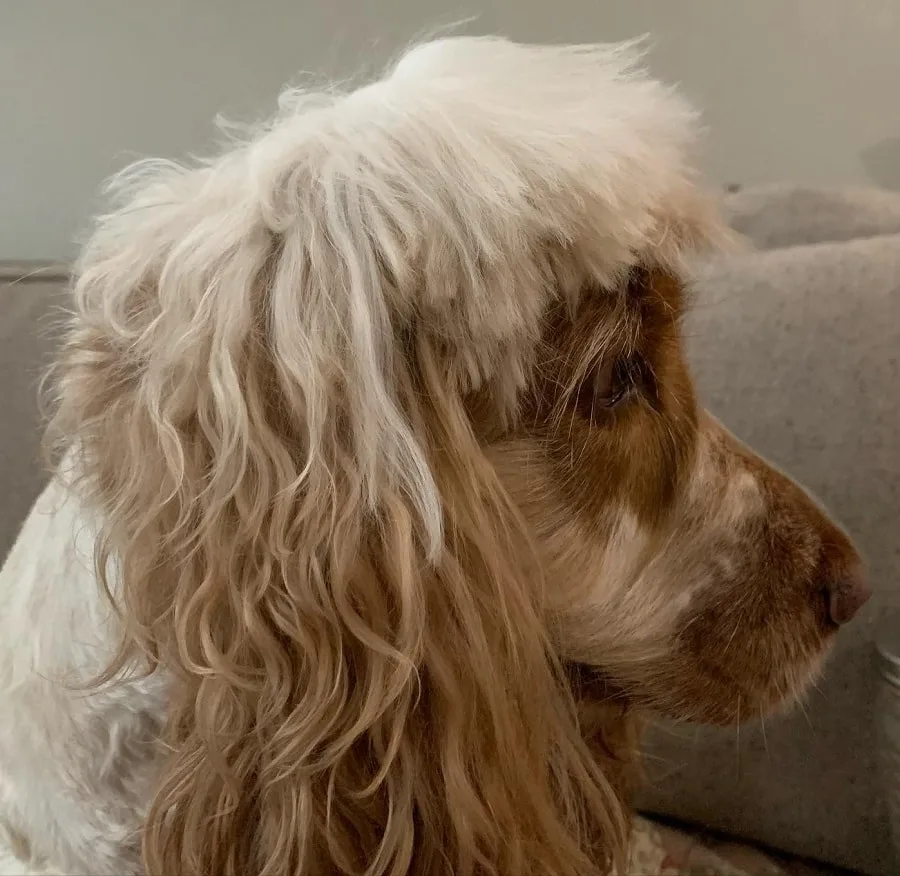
630 816 845 875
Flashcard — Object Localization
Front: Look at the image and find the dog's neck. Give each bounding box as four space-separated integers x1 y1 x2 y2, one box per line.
569 665 643 810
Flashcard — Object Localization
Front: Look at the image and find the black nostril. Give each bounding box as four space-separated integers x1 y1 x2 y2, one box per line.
826 562 871 625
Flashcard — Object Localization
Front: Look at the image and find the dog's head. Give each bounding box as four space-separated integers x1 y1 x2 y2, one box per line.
50 37 866 876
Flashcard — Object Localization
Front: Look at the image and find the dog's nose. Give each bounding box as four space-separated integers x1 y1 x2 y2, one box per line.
825 562 871 625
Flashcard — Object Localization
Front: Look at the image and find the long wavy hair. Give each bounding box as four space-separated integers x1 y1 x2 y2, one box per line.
46 37 715 875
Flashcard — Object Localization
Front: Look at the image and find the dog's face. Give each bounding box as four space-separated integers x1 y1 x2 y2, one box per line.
489 266 866 724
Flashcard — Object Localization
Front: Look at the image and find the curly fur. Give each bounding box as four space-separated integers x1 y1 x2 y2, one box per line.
0 35 863 876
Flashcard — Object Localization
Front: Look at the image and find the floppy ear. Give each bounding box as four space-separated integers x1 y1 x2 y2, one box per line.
48 37 723 876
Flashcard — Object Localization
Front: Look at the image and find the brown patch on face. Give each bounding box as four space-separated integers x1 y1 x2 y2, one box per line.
526 267 698 529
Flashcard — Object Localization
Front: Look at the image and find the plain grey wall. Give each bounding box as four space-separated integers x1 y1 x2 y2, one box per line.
3 0 900 260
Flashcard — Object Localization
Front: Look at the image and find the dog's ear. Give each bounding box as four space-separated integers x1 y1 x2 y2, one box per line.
48 37 724 875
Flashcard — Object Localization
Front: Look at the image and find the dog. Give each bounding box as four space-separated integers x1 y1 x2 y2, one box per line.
0 36 869 876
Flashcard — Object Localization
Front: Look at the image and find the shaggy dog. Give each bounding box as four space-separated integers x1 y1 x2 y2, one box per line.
0 36 869 876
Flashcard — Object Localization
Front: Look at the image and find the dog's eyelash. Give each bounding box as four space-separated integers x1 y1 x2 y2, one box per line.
572 354 650 424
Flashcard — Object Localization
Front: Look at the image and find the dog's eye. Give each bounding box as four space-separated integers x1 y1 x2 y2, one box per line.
573 355 637 421
593 357 633 407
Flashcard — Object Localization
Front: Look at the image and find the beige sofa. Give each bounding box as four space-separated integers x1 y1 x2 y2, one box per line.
1 185 897 874
0 274 65 560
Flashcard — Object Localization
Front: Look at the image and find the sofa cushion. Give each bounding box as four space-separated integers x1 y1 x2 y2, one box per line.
0 280 66 557
725 184 900 251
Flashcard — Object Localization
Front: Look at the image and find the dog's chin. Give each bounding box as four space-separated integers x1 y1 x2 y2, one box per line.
667 644 831 726
569 635 833 728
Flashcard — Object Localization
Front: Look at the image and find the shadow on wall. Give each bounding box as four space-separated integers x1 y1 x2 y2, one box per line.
862 138 900 190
